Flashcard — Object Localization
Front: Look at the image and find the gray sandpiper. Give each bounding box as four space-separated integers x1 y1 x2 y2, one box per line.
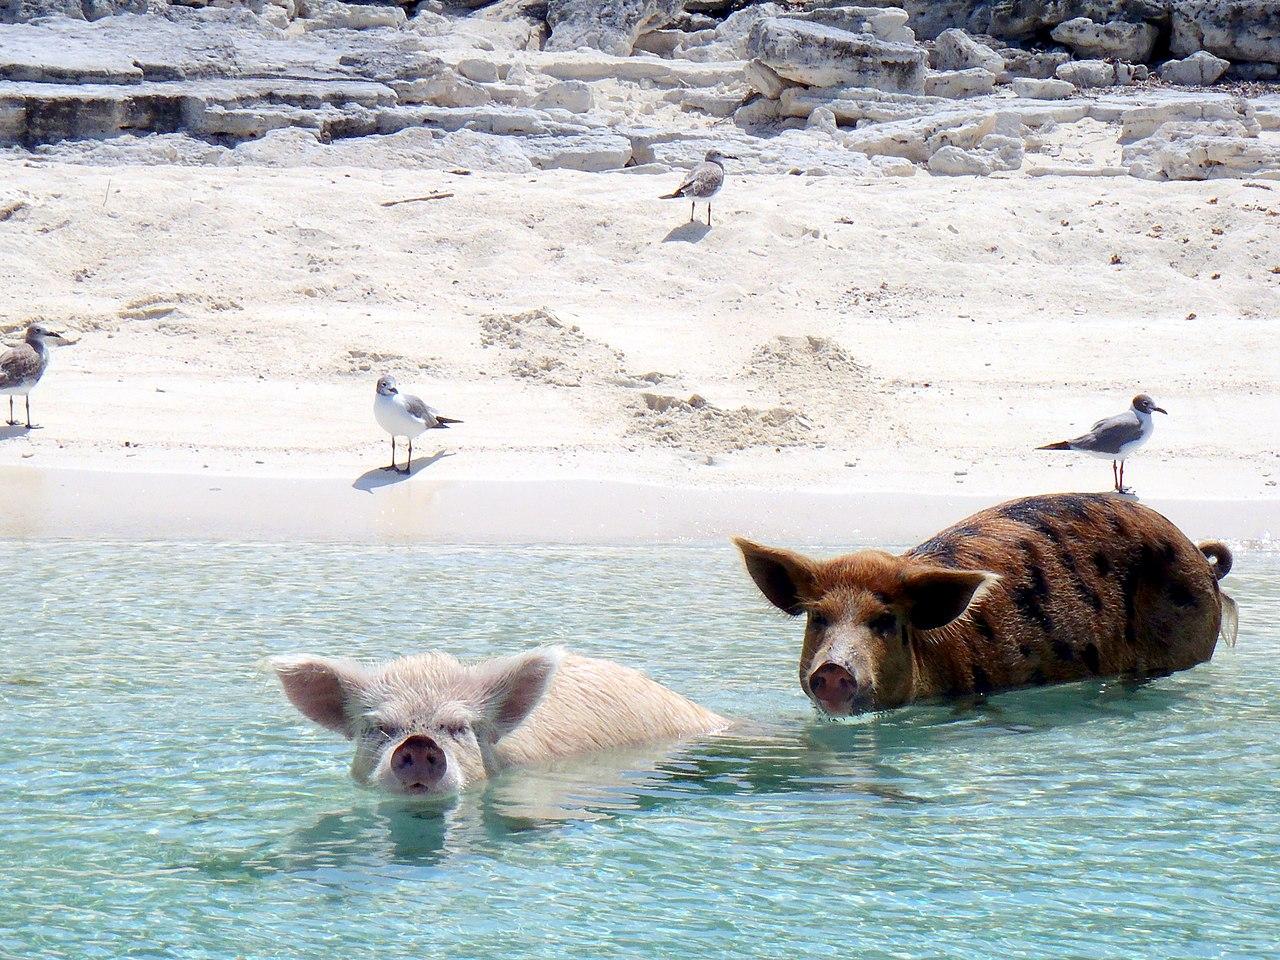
1 324 70 429
661 149 737 226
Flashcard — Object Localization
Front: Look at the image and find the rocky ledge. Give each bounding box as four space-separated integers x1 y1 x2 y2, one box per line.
1 1 1277 181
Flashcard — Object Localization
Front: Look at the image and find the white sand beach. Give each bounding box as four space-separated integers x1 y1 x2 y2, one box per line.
1 163 1278 540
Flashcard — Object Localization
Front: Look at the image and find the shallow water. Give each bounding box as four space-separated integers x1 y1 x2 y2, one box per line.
1 542 1277 959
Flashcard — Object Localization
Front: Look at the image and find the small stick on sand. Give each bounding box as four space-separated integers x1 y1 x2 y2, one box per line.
380 192 455 207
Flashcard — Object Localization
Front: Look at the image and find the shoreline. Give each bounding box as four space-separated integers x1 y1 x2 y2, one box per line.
3 166 1278 543
3 465 1276 545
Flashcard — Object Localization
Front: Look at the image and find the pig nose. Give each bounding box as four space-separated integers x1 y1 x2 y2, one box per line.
390 734 445 789
808 662 863 714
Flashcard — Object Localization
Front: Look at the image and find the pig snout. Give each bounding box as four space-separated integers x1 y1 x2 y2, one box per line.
808 662 867 715
390 734 446 791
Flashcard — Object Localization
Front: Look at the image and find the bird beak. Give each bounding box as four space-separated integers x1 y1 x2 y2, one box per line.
1154 407 1167 415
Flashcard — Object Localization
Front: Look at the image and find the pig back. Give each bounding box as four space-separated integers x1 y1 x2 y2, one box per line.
494 654 728 768
908 493 1224 691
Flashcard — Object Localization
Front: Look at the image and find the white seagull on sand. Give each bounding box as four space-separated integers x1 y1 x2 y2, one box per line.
373 375 462 475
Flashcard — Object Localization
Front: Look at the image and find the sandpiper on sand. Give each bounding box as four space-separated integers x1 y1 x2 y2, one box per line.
661 149 737 226
1038 393 1167 493
1 324 69 429
373 375 462 474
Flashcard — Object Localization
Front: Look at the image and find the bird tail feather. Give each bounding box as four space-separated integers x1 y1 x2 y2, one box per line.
1036 441 1072 450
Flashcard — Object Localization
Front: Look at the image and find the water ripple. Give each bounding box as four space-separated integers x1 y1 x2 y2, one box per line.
1 542 1276 959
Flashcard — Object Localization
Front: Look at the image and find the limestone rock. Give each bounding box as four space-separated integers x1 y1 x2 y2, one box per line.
1115 62 1149 84
928 133 1023 175
1000 48 1071 81
1120 98 1261 141
781 5 915 45
1057 60 1116 88
1160 51 1230 85
4 0 87 21
746 17 928 94
300 1 407 30
924 112 996 150
777 84 949 124
924 67 995 98
1171 1 1280 65
1011 77 1076 100
1230 62 1280 81
534 79 592 113
744 58 793 99
668 3 782 62
1050 17 1159 62
519 132 631 171
412 70 491 107
806 104 838 135
842 110 996 162
1123 118 1280 180
891 0 1169 43
456 58 499 83
545 0 683 57
932 29 1003 75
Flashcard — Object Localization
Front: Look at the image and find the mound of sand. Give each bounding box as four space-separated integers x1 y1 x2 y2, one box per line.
630 392 812 454
479 307 626 387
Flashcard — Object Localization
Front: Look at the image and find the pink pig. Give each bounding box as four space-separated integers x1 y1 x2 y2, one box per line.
271 646 728 797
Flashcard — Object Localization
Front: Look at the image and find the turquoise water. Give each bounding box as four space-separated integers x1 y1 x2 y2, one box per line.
1 543 1277 959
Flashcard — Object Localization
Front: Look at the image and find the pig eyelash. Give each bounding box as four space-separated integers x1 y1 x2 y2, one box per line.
374 724 403 741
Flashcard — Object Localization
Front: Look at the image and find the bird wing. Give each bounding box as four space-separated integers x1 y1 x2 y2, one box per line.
672 162 723 199
1070 411 1144 453
0 344 39 389
402 393 441 428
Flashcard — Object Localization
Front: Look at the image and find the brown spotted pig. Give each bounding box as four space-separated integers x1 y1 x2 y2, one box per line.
735 493 1237 716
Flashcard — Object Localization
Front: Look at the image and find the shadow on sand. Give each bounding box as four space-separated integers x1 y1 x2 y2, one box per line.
0 424 33 441
352 449 454 492
662 221 711 243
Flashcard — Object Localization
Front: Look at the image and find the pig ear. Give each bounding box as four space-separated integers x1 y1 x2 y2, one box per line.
474 646 564 738
269 655 370 739
900 568 998 632
733 538 819 616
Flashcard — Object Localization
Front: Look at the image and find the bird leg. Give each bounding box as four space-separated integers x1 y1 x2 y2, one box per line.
25 396 31 429
403 438 413 475
1112 460 1119 491
386 437 398 471
707 202 712 227
6 396 13 427
1119 460 1128 494
689 200 695 222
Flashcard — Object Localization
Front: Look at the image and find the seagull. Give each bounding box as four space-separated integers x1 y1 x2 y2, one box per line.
1 323 70 430
660 149 737 226
1038 393 1167 493
373 375 461 475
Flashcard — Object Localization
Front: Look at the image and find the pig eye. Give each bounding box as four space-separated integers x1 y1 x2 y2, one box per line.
375 724 403 741
868 612 897 635
808 611 829 630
